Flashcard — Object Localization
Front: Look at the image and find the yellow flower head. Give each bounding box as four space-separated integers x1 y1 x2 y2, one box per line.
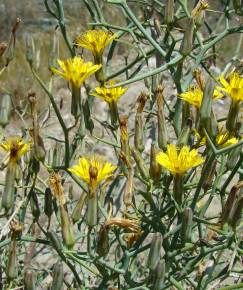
216 133 238 148
51 56 101 88
68 156 117 189
156 144 204 175
0 137 30 163
216 72 243 104
194 130 238 148
179 86 223 108
92 81 128 104
76 30 117 58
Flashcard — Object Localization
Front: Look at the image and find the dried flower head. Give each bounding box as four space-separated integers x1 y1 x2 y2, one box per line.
217 72 243 104
156 144 204 175
105 217 141 233
0 137 30 164
92 81 128 103
76 30 117 58
68 156 117 189
192 0 209 19
179 86 222 108
49 172 65 205
51 56 101 88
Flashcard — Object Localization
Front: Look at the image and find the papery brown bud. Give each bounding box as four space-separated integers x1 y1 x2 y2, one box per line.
44 187 53 218
228 194 243 229
132 148 149 180
136 92 148 113
149 143 162 183
156 85 167 151
134 112 144 152
222 182 243 226
96 225 109 256
180 18 194 55
202 159 217 192
123 167 134 207
119 115 131 164
193 69 205 90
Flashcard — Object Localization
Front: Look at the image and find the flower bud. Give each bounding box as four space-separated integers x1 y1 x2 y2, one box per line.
153 260 166 290
47 231 63 251
123 167 134 207
0 42 7 57
52 261 63 290
149 143 162 183
109 100 119 128
134 112 144 152
132 148 149 180
48 31 59 71
227 144 242 170
202 159 217 192
25 35 35 68
226 102 240 132
233 0 243 15
96 225 109 256
44 187 53 218
176 118 192 148
6 240 17 280
147 233 162 271
71 84 81 119
60 204 75 249
87 192 98 227
228 193 243 229
165 0 174 25
0 94 12 127
156 85 167 151
173 174 183 205
2 162 16 212
119 116 131 164
72 192 87 223
181 207 193 244
180 18 194 55
199 79 217 138
30 191 40 220
24 269 36 290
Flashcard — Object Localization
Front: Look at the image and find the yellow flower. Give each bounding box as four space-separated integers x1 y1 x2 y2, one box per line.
216 72 243 104
68 156 116 189
51 56 101 88
194 130 238 148
179 86 222 108
92 81 128 103
76 30 117 58
0 137 30 163
216 133 238 147
156 144 204 175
